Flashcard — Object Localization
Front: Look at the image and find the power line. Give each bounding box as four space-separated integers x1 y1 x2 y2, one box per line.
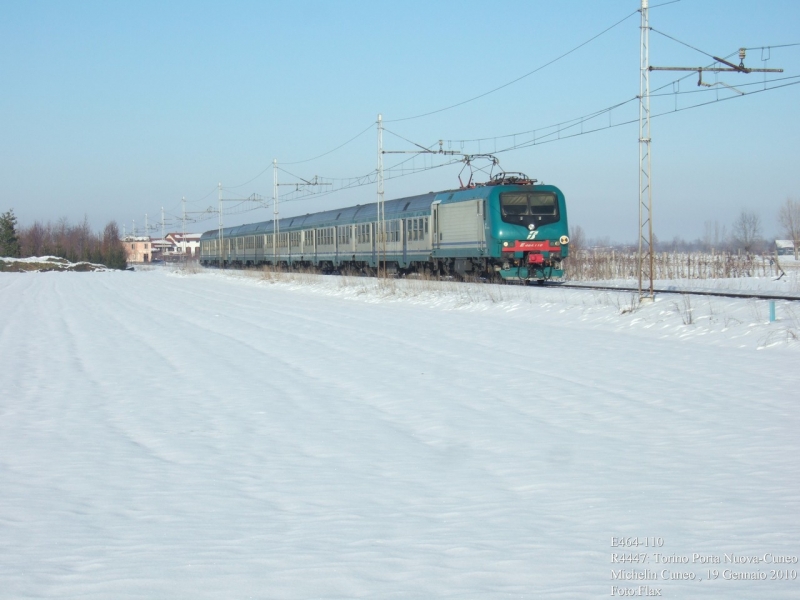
436 44 797 148
223 122 375 189
490 78 800 154
282 122 375 165
650 27 717 59
203 73 799 224
386 8 640 123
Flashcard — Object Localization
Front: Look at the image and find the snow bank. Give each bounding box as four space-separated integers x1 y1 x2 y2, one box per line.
0 255 109 272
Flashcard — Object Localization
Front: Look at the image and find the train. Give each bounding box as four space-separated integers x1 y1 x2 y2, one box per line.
199 172 569 283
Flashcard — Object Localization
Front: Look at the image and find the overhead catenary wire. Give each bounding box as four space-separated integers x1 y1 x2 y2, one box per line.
201 69 799 223
154 14 798 232
439 44 798 148
277 73 800 207
386 8 640 123
490 78 800 155
177 3 664 206
169 69 800 228
223 122 376 191
650 27 719 59
157 3 689 217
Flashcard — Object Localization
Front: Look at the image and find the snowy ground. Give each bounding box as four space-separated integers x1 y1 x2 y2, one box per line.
1 267 798 599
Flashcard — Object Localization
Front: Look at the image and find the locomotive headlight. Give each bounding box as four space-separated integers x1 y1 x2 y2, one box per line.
528 224 536 231
560 235 570 244
503 241 509 247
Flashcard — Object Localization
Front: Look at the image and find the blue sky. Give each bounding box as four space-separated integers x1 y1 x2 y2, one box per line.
2 0 798 242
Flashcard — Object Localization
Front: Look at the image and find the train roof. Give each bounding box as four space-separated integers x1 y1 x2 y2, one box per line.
200 191 441 240
199 182 561 241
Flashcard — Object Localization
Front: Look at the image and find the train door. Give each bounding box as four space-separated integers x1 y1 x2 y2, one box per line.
431 201 441 250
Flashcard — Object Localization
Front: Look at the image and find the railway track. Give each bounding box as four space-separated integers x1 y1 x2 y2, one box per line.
548 282 800 302
201 262 800 302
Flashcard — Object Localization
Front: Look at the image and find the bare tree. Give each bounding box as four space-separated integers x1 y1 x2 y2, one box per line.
21 221 47 256
731 210 762 253
777 197 800 260
702 220 727 251
569 224 585 254
17 217 127 269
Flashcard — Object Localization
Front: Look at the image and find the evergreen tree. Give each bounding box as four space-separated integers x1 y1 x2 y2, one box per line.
101 221 128 269
0 209 21 257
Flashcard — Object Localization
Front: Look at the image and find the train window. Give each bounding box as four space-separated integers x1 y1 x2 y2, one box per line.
317 228 333 246
501 192 557 216
529 194 557 215
499 192 559 226
424 217 428 234
357 224 371 244
501 194 529 216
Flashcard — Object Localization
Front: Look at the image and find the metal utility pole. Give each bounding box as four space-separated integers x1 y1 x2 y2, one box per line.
218 182 223 265
637 2 783 299
638 0 653 300
182 196 187 259
161 206 165 240
378 126 460 278
275 171 331 265
145 213 149 238
273 159 279 261
216 191 268 264
377 114 385 278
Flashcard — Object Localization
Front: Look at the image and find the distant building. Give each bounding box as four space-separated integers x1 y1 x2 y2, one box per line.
123 236 153 263
775 240 796 256
165 232 202 258
121 233 201 263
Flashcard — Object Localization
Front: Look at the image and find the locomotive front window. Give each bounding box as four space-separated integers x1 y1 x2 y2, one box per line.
501 192 557 216
499 192 559 227
501 194 529 216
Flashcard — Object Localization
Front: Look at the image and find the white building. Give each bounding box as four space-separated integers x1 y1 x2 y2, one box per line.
165 233 202 258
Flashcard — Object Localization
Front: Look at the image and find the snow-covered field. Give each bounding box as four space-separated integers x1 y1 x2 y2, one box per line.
1 267 798 599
